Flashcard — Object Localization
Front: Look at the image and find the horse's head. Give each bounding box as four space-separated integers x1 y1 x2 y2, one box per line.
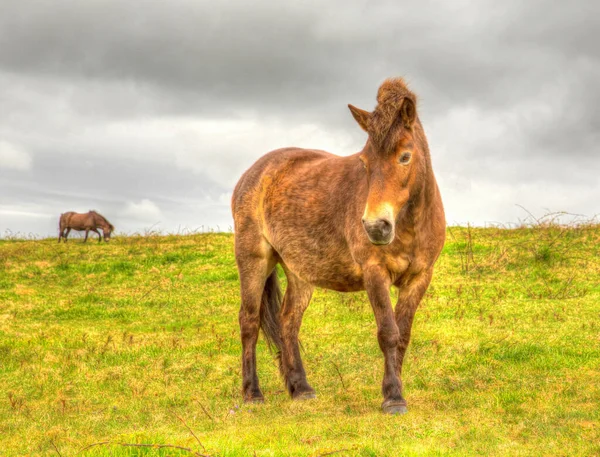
103 224 115 242
349 78 423 246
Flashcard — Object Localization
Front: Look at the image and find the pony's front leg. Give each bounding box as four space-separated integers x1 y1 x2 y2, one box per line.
92 228 102 242
84 229 89 242
364 265 405 414
395 269 433 376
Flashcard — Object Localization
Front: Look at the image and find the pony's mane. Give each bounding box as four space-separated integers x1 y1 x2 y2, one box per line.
368 77 417 154
89 210 114 230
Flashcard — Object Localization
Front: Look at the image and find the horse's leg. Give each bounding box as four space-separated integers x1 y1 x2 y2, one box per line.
279 266 315 399
84 229 89 242
58 230 63 243
236 236 276 403
395 270 433 377
92 228 102 242
64 228 71 242
364 265 404 414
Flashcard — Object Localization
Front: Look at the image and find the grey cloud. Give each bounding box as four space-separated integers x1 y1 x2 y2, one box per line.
4 1 598 127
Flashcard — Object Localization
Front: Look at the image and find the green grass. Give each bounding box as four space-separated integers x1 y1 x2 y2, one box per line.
1 226 599 456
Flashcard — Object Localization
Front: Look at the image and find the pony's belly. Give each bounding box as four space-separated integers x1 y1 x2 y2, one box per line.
274 244 365 292
290 261 365 292
313 277 365 292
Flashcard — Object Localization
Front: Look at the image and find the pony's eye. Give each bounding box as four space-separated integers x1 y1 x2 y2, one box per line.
399 152 412 164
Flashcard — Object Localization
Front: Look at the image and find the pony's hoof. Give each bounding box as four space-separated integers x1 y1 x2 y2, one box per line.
293 391 317 401
243 391 265 403
382 400 408 415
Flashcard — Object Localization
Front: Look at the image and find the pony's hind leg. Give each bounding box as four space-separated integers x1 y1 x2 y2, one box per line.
63 228 71 242
236 237 277 402
279 266 315 399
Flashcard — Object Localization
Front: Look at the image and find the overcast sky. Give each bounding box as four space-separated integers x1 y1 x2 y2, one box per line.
1 0 598 237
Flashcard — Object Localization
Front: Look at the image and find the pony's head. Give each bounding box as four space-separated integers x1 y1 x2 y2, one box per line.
103 223 115 241
349 78 425 245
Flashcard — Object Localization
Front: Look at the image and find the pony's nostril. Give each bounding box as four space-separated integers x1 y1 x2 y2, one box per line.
363 218 393 243
378 219 392 236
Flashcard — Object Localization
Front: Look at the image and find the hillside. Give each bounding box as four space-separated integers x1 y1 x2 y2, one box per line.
1 226 599 456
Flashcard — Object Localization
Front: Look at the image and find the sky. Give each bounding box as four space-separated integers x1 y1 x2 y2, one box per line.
1 0 599 237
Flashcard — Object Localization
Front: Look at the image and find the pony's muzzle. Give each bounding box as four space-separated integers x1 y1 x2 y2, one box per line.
362 218 394 245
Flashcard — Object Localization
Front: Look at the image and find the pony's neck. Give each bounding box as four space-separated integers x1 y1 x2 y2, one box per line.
93 214 110 230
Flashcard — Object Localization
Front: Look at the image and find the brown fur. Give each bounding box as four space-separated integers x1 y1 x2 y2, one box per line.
369 77 417 153
58 211 115 242
232 78 446 413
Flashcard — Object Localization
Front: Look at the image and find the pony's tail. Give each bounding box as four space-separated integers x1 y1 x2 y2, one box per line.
57 213 65 242
259 270 283 355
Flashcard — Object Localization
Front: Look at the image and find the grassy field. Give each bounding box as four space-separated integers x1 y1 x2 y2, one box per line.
1 225 599 456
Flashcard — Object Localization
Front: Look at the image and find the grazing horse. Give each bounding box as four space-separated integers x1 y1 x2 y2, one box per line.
58 211 115 242
232 78 445 414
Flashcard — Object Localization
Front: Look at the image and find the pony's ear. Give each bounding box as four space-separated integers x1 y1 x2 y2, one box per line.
348 104 371 132
400 98 417 129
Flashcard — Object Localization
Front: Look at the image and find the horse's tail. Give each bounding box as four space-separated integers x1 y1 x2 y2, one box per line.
260 270 283 354
58 213 67 230
58 213 66 241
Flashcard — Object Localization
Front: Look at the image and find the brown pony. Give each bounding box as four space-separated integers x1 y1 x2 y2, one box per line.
58 211 115 242
232 78 445 414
